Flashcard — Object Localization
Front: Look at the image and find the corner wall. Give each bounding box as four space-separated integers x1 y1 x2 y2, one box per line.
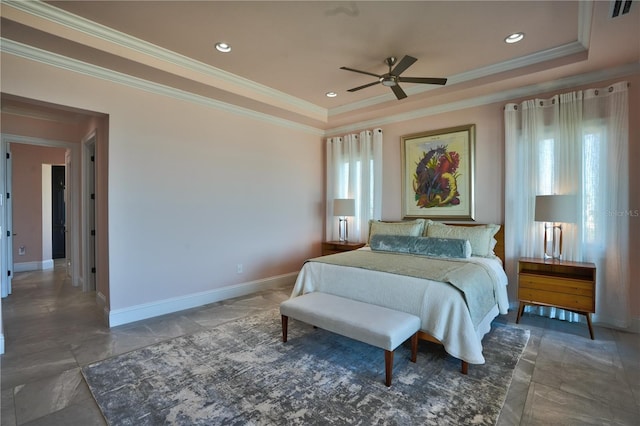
1 53 324 326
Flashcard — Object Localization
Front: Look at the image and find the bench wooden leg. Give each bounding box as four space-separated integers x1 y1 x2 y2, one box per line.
384 350 394 387
410 332 418 363
281 315 288 343
461 360 468 375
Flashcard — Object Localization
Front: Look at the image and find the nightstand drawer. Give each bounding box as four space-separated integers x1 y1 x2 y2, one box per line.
519 273 593 296
518 287 594 312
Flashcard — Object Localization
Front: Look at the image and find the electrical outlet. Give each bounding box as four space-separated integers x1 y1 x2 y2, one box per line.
18 246 26 255
237 264 243 274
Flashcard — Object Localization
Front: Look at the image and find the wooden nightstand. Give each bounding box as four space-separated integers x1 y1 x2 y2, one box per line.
321 241 366 256
516 257 596 339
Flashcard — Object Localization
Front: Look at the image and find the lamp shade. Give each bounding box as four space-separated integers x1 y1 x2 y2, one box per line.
333 198 355 216
534 195 577 223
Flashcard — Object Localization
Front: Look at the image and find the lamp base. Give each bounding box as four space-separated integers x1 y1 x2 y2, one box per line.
543 223 563 260
338 217 349 242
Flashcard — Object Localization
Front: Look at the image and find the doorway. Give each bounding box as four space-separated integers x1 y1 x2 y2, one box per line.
0 94 110 356
1 136 79 295
51 165 66 259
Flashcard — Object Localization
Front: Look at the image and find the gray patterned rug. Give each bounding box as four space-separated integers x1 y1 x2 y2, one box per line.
82 308 529 425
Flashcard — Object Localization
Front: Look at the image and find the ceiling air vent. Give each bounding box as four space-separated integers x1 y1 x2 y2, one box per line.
610 0 632 18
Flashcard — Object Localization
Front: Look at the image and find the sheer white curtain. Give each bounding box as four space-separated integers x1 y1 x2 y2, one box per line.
326 128 383 243
504 82 630 327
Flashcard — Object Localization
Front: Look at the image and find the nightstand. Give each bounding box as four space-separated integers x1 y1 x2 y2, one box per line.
516 257 596 339
321 241 366 256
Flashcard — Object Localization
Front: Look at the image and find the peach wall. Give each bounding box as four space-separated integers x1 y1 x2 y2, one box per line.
0 112 87 143
1 53 324 315
380 106 505 223
10 144 66 263
625 74 640 318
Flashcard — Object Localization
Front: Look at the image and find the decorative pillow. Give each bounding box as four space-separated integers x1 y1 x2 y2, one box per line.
425 223 500 257
370 235 471 259
367 219 427 245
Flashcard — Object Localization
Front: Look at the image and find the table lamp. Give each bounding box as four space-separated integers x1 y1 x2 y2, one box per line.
534 194 576 259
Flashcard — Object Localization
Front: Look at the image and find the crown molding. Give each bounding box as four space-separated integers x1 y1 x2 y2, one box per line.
578 0 593 49
0 38 325 136
329 1 594 117
6 36 634 140
325 62 639 136
2 0 328 123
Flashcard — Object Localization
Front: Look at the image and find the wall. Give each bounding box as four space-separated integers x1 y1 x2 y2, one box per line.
380 106 504 223
1 54 324 323
10 144 66 267
1 111 89 142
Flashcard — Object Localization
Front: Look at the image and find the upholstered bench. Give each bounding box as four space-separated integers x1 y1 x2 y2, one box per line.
279 292 421 387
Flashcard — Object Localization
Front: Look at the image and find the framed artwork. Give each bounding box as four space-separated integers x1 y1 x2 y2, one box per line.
401 124 475 221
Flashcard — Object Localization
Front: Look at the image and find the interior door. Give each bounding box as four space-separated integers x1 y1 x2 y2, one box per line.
51 165 66 259
1 146 13 297
84 138 96 292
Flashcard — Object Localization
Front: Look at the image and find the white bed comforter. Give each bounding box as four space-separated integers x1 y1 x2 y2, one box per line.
290 248 509 364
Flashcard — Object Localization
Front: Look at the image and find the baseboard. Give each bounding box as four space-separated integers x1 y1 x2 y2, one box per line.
13 259 54 272
107 272 297 327
96 291 109 325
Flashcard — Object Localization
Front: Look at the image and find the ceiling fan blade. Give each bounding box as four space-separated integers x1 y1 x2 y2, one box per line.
398 77 448 85
391 55 417 76
391 84 407 100
340 66 382 78
347 81 381 92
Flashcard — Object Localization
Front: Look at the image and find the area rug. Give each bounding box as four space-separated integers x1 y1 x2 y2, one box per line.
82 308 529 425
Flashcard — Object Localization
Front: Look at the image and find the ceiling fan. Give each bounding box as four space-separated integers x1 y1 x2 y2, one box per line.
340 55 447 100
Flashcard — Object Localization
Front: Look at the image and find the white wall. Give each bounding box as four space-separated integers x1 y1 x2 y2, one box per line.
1 53 324 323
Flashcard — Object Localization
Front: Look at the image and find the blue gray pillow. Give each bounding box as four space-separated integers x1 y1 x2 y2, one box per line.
370 234 471 259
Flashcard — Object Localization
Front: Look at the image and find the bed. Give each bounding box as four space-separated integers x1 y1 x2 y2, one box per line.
290 221 509 373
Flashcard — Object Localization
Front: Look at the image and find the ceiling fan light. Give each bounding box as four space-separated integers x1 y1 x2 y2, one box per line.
215 42 231 53
380 76 397 87
504 32 525 44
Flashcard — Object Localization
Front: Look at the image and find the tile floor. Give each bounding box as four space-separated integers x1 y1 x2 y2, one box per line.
1 263 638 425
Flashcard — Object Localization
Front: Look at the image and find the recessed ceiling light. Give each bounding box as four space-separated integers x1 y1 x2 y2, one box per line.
326 92 338 98
215 42 231 53
504 32 525 44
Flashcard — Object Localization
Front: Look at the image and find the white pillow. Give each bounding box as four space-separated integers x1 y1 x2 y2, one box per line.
426 223 500 257
367 219 427 245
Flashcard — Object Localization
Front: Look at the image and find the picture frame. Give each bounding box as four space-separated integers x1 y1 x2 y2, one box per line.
401 124 475 221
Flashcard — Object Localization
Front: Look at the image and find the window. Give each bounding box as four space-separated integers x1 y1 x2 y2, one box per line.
326 129 382 242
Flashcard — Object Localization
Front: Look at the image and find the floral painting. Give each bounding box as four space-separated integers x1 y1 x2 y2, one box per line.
401 125 475 220
414 145 461 208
